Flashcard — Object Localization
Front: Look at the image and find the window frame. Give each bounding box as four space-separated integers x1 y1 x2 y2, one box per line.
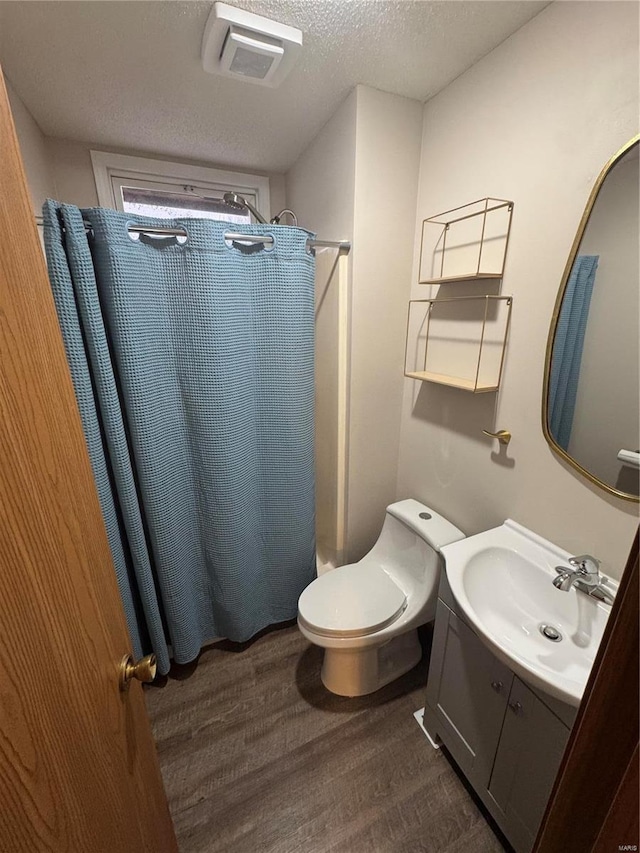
90 150 271 221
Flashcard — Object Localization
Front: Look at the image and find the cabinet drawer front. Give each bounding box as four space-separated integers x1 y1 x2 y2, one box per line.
489 677 571 852
426 602 512 785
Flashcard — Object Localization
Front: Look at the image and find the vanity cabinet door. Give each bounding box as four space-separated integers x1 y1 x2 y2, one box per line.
425 601 513 787
488 677 571 853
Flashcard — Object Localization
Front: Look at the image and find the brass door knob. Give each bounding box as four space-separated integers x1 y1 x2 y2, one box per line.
119 653 157 691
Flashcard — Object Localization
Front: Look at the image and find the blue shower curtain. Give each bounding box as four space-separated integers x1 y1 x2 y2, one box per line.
44 202 316 674
549 254 599 449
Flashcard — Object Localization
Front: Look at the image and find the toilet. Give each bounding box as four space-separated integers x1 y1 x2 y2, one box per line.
297 499 465 696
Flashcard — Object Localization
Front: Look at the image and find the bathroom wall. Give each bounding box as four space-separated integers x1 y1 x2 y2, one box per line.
396 0 639 579
6 78 55 214
286 90 357 569
348 86 423 561
569 155 639 493
287 85 423 566
45 137 287 218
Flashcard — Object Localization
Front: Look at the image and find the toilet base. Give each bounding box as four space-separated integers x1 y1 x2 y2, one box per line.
320 629 423 696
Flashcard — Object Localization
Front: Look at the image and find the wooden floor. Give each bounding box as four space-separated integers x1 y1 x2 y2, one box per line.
146 623 507 853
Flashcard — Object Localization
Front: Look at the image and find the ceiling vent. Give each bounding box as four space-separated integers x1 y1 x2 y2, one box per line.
201 3 302 88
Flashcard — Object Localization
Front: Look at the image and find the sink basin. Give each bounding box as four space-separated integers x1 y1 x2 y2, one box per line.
441 520 616 707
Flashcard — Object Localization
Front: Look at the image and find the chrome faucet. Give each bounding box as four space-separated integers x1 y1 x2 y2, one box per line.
553 554 615 604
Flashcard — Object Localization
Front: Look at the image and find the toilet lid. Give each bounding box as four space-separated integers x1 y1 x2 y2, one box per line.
298 564 407 638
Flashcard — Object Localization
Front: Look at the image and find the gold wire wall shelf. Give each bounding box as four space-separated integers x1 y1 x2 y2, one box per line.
419 198 514 284
405 295 513 392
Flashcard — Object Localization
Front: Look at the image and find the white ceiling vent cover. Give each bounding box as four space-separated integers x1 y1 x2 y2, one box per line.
202 3 302 88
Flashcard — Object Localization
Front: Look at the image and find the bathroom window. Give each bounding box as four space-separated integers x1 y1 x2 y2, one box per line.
118 181 251 224
90 150 270 222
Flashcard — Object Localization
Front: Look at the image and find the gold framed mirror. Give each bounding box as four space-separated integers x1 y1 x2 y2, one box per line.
543 135 640 501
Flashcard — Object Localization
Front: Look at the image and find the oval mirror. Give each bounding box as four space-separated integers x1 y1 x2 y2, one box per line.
543 135 639 501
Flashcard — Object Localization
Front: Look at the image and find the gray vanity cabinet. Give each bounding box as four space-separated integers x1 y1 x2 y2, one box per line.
488 675 571 851
424 575 575 853
424 601 513 787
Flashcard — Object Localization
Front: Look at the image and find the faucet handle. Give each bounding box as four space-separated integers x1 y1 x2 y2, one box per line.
569 554 601 574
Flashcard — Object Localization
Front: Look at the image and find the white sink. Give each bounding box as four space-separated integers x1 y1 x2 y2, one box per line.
441 520 615 707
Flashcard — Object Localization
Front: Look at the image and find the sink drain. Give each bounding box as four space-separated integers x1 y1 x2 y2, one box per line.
539 623 563 642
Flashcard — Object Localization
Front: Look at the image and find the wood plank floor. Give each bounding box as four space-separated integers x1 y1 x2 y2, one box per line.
146 623 507 853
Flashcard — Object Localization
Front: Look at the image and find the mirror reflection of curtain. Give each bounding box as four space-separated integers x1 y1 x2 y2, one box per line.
549 255 599 448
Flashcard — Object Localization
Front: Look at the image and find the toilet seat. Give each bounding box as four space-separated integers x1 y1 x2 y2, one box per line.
298 563 407 638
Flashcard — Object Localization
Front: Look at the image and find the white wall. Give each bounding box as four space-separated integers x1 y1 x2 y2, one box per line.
45 137 286 218
286 91 357 569
569 155 639 494
6 78 55 213
286 85 423 566
348 86 423 560
397 1 639 579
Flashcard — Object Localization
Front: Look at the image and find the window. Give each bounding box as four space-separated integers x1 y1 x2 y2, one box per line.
119 181 250 224
90 151 270 224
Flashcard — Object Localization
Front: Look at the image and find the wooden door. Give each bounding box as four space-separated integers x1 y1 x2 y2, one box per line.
0 67 178 852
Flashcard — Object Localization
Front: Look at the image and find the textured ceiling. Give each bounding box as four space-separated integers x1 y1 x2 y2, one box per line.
0 1 549 173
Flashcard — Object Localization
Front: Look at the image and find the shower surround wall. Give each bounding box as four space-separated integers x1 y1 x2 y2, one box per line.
396 0 639 579
287 85 423 566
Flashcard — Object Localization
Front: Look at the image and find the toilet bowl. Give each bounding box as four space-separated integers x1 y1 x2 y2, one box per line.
297 499 465 696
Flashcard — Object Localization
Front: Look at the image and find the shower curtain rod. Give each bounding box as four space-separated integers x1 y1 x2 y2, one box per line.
34 216 351 252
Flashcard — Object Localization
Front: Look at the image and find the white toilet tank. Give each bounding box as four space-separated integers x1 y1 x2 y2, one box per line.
365 499 465 593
